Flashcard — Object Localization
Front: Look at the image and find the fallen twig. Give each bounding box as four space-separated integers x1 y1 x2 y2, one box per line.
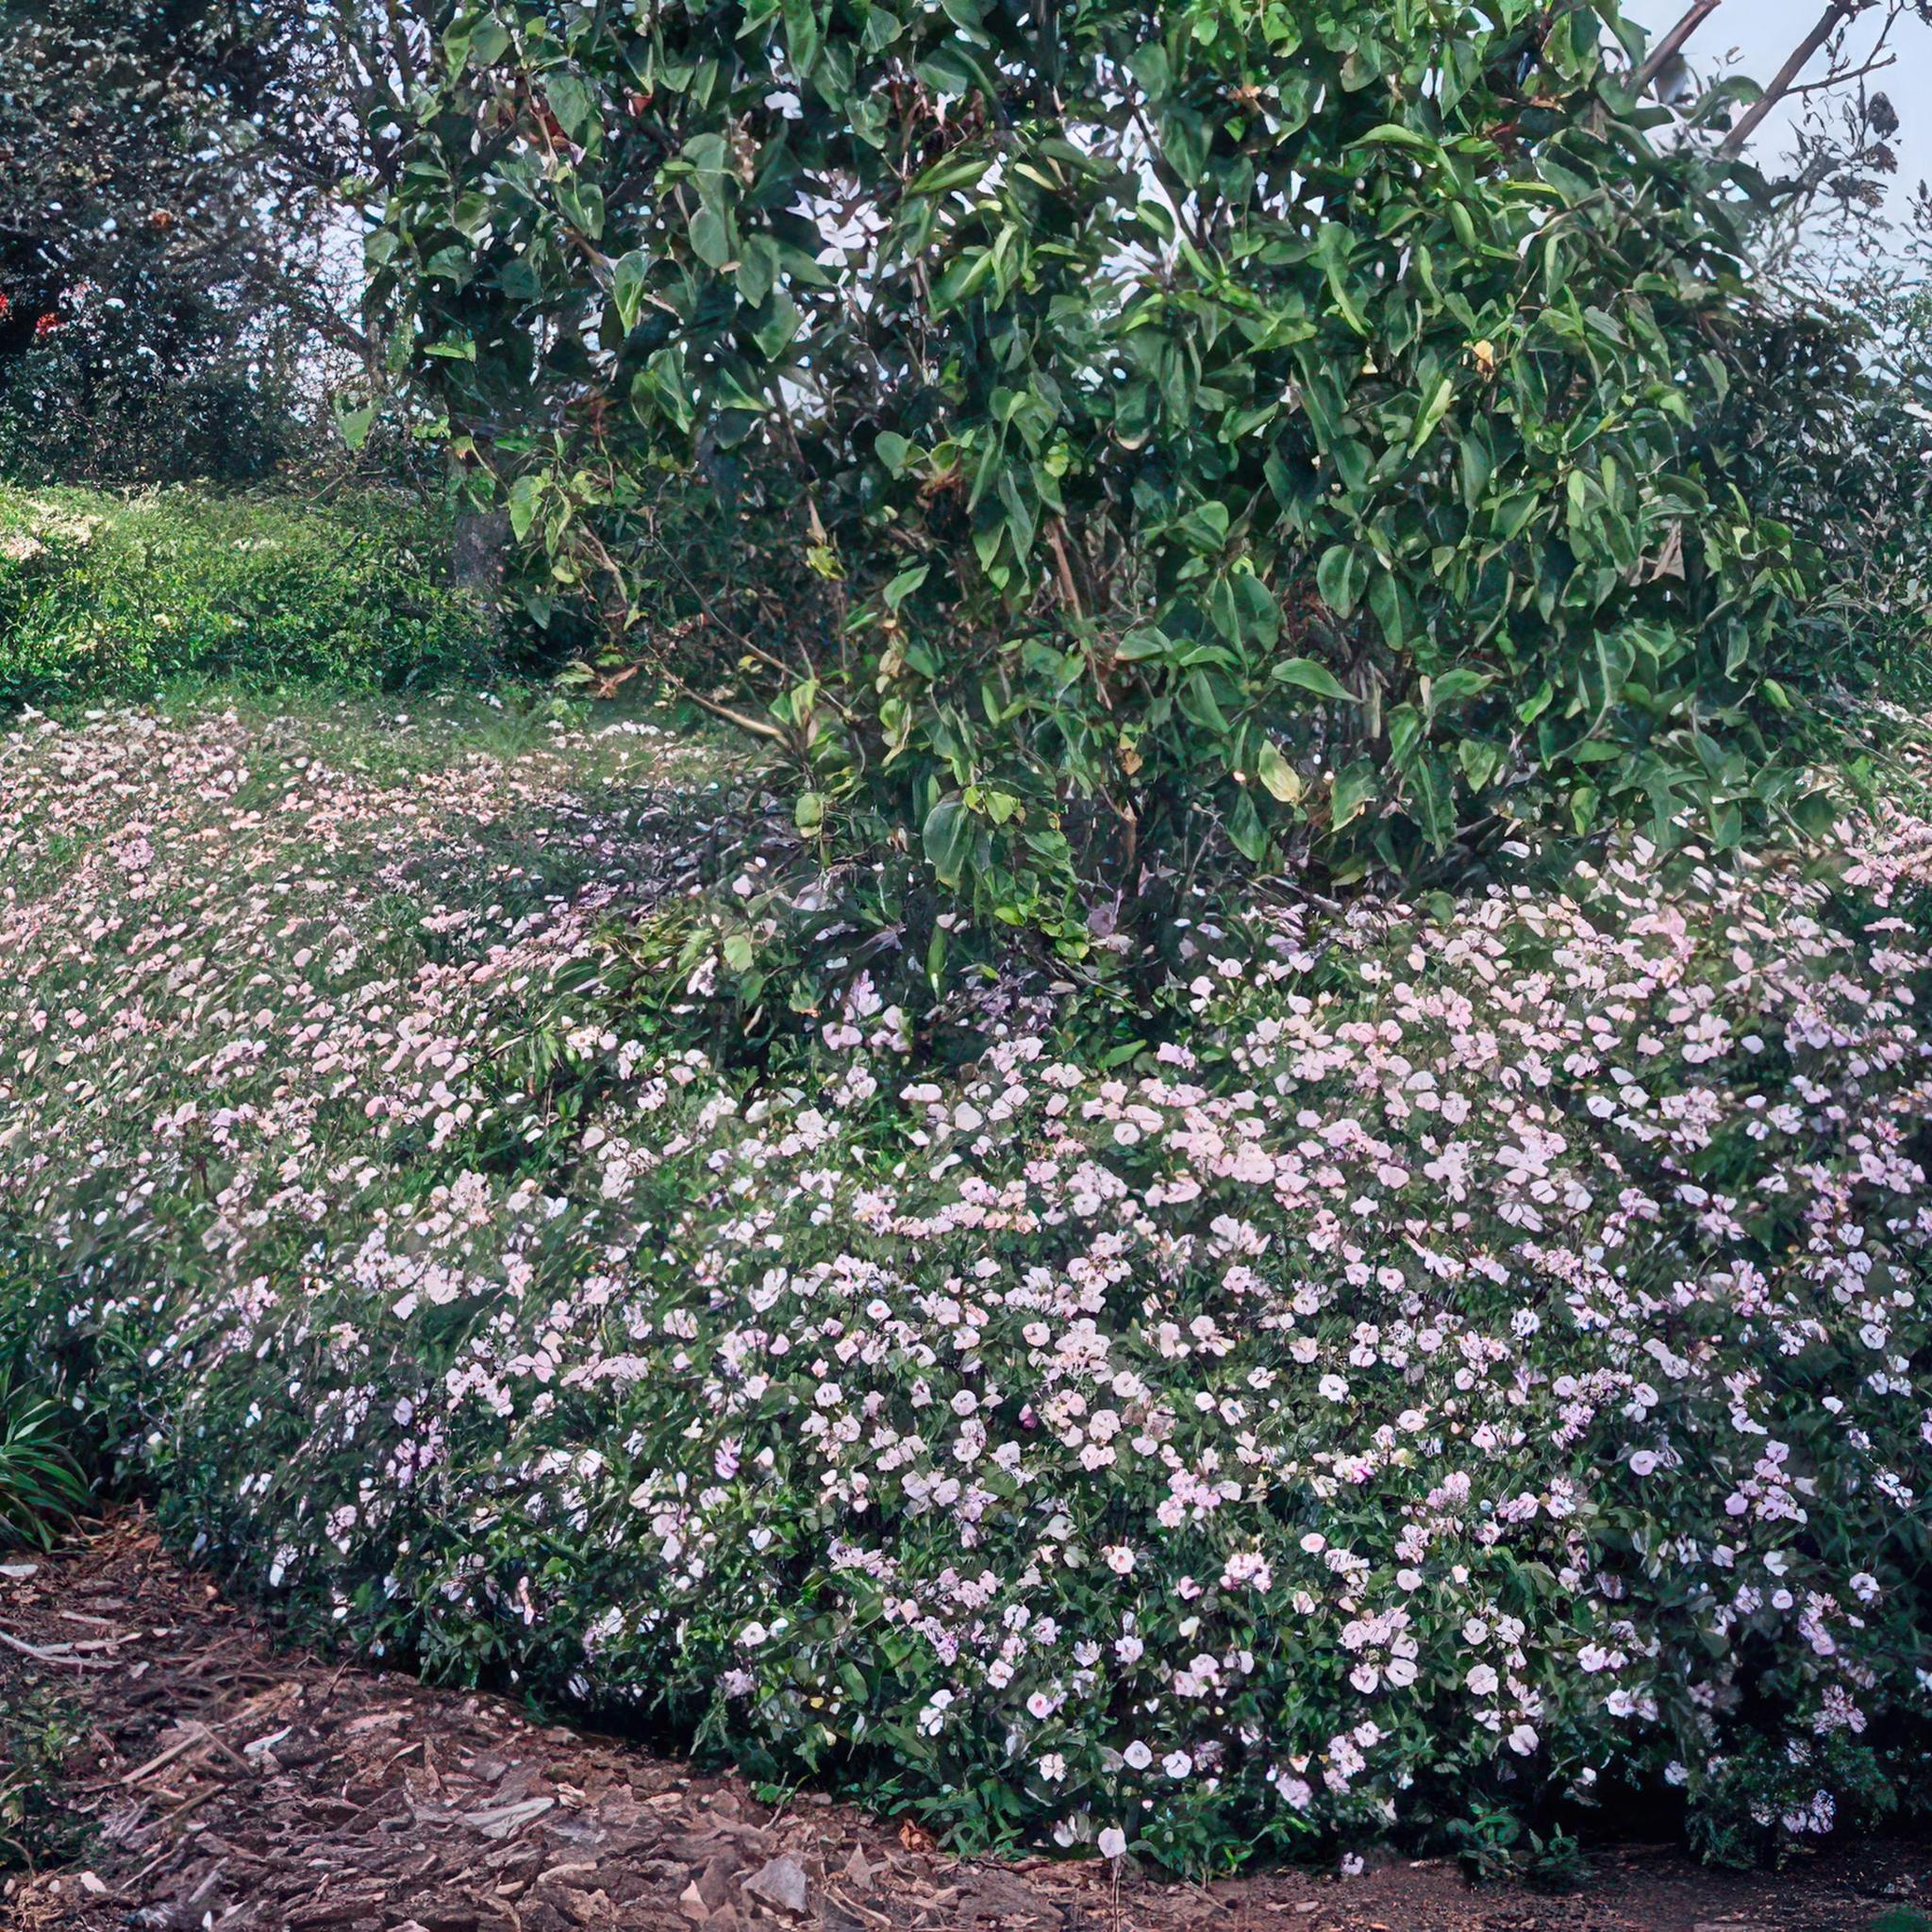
122 1724 221 1787
0 1627 119 1671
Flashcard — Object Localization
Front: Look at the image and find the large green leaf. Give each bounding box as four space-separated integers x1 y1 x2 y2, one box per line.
1272 657 1357 702
922 795 975 888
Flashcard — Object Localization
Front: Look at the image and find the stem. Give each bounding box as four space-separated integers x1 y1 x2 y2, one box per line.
655 671 792 744
1633 0 1724 93
1720 0 1866 156
1784 50 1896 95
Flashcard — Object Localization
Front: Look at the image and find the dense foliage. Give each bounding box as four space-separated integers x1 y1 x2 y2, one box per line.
4 692 1928 1872
379 0 1836 936
0 1368 88 1551
0 486 496 705
1733 279 1932 696
0 0 364 482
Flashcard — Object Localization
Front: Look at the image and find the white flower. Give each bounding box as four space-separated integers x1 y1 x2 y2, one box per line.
1098 1826 1127 1860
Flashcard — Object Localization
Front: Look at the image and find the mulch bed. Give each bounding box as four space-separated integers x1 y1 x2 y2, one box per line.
2 1515 1925 1932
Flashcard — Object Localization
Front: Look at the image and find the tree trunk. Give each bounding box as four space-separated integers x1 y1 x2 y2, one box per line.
452 506 511 612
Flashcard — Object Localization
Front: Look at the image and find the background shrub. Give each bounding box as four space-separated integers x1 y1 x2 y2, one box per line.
0 486 494 706
0 295 303 490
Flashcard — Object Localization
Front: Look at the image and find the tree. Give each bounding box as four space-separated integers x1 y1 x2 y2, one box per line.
375 1 1831 940
0 0 366 478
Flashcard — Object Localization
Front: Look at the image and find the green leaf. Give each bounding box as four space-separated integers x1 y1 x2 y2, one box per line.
1180 669 1231 735
1458 739 1504 791
1316 544 1363 619
753 290 802 358
1407 374 1456 455
1426 667 1491 713
508 474 545 542
555 177 605 240
544 72 598 142
1353 122 1440 154
468 19 509 66
1271 657 1357 701
332 402 375 451
1256 740 1303 804
611 250 649 332
1368 571 1411 650
1314 223 1369 336
923 795 975 888
1330 760 1377 829
690 205 733 269
735 235 779 308
1176 500 1231 552
1232 570 1281 647
1226 789 1269 862
908 150 992 196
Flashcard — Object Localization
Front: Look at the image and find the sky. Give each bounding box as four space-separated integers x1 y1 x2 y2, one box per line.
1626 0 1929 238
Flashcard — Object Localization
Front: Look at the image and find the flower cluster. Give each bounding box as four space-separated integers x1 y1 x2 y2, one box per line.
5 696 1930 1871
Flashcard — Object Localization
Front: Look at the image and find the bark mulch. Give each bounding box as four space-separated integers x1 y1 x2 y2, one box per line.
2 1514 1926 1932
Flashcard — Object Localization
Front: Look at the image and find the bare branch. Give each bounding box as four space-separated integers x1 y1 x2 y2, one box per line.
1720 0 1869 157
1784 49 1898 95
1634 0 1724 93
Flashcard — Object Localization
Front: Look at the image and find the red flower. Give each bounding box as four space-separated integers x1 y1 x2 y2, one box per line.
0 291 9 321
34 312 59 339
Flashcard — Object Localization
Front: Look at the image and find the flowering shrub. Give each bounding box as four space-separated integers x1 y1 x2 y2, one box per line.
5 695 1931 1872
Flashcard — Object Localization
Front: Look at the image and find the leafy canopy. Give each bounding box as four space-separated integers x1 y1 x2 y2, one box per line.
380 0 1824 937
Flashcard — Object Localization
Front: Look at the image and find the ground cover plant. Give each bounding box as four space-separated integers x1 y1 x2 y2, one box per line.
0 486 491 708
3 688 1929 1874
0 1368 87 1552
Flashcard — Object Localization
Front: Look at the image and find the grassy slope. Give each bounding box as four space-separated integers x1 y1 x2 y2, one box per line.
0 483 493 707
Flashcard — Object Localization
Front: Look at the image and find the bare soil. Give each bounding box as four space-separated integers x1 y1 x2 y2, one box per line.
2 1515 1925 1932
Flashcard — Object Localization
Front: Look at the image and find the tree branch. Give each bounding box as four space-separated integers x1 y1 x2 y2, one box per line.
1720 0 1868 156
1783 49 1897 95
1634 0 1724 93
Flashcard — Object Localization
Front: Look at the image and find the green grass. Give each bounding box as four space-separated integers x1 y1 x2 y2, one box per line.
0 482 495 708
